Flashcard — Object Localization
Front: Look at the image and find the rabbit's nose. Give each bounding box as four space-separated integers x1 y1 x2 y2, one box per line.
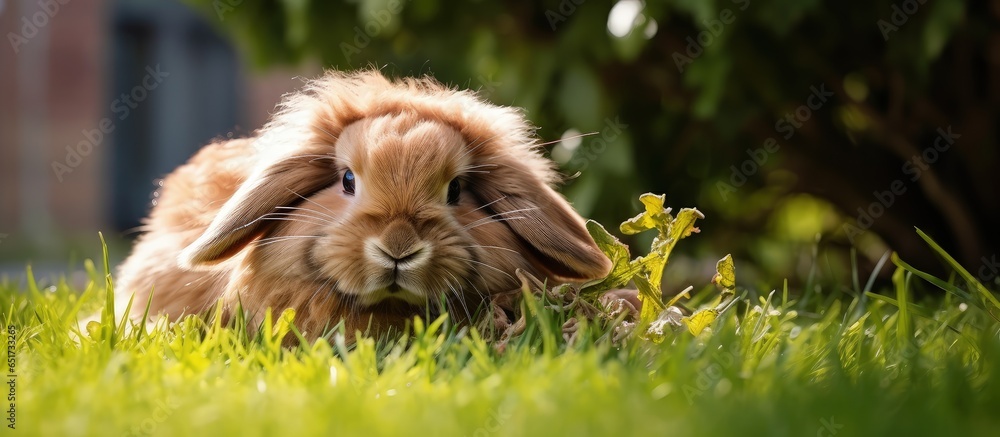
372 244 427 270
366 221 429 270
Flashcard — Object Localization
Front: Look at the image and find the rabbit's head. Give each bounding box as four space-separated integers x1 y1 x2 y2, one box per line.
180 70 611 318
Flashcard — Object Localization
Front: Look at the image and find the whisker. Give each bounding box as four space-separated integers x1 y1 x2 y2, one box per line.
281 154 336 164
313 126 340 143
457 257 516 282
261 212 336 226
534 131 599 148
444 275 472 323
464 264 492 296
306 275 337 313
321 279 343 308
461 244 519 254
254 234 321 243
285 189 339 219
447 270 486 302
274 205 336 221
460 163 499 170
463 216 527 231
460 196 507 217
251 235 321 248
460 131 508 161
458 163 499 175
462 207 538 229
473 206 540 218
258 216 334 229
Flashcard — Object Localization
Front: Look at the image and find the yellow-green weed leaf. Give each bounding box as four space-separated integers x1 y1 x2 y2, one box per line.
667 208 704 245
683 309 719 336
581 193 711 341
583 220 633 295
620 193 670 235
713 254 736 291
628 207 704 291
634 275 665 325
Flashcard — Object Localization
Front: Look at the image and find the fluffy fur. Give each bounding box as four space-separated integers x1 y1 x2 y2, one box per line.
115 70 612 340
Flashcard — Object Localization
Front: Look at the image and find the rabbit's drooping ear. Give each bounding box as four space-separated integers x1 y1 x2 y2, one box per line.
180 155 337 267
477 177 612 282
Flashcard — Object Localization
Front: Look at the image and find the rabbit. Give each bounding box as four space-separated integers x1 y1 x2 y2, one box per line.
113 69 613 341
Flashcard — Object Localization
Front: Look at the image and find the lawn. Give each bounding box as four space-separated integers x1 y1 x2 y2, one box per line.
3 222 1000 436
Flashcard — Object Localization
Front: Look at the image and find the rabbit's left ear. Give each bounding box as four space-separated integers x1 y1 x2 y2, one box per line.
180 153 337 268
476 174 612 283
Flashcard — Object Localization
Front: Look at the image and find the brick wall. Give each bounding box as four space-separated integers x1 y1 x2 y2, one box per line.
0 0 319 248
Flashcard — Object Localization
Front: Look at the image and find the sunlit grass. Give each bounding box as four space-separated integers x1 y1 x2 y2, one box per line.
3 235 1000 436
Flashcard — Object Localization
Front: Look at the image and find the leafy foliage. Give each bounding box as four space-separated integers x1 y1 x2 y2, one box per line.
578 193 736 341
185 0 998 281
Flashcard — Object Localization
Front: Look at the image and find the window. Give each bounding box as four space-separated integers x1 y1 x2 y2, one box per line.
109 0 241 231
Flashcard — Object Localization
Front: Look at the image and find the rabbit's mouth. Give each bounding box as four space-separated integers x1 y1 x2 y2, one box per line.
363 299 424 315
373 285 419 302
353 282 430 307
359 291 453 322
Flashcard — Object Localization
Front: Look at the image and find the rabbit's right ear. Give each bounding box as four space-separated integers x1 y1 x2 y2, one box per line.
179 153 337 268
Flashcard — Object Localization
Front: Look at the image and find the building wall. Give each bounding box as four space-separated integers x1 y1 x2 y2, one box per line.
1 0 108 237
0 0 318 253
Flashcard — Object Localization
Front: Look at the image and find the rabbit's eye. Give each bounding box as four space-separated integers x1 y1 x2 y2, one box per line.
343 169 356 195
447 178 461 205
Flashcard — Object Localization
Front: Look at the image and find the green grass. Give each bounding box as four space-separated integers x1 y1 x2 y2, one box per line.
3 238 1000 437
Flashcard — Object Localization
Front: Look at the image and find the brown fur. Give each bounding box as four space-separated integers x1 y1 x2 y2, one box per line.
116 70 612 340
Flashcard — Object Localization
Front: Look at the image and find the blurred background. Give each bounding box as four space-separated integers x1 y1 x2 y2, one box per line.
0 0 997 296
